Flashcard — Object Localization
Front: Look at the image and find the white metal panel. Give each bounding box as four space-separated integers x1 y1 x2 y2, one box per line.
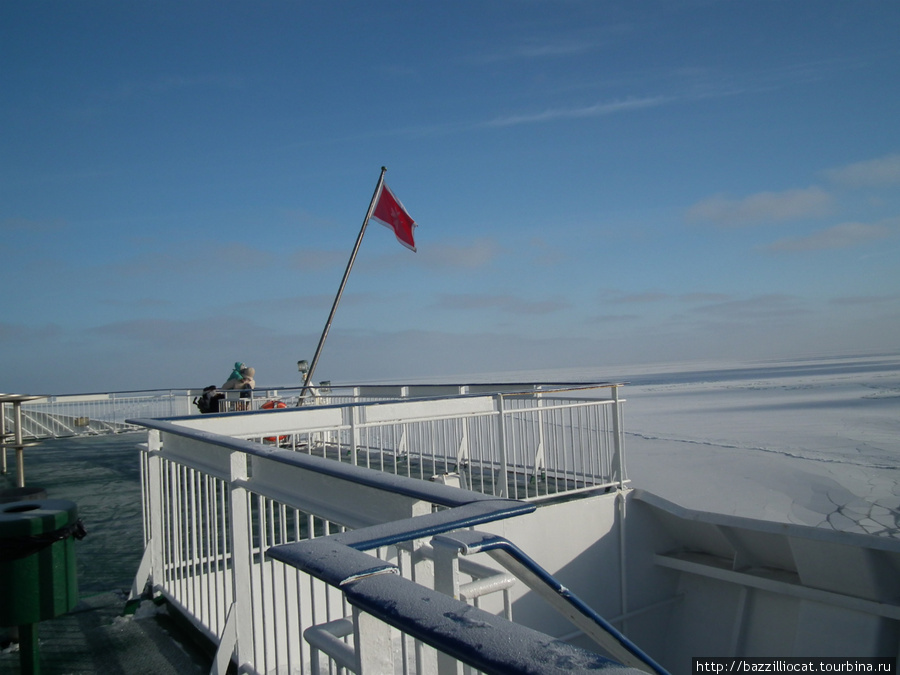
173 406 344 436
248 454 432 529
363 396 496 424
160 432 233 478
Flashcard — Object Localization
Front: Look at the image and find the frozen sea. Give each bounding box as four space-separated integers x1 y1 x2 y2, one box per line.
568 352 900 536
3 351 899 593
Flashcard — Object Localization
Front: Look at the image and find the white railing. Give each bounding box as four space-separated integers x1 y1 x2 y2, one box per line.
209 387 626 500
5 382 587 439
129 385 638 675
5 391 197 438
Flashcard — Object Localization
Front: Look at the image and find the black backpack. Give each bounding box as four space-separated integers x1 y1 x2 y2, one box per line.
194 386 225 414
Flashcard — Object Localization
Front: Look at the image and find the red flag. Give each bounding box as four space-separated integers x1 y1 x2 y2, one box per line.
372 183 417 252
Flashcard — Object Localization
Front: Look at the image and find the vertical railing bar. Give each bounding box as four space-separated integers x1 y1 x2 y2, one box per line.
274 501 286 674
164 458 173 588
189 467 200 617
288 507 301 674
612 385 625 488
401 423 408 479
157 457 167 588
506 408 516 500
250 492 262 673
202 473 213 632
178 463 188 602
267 499 279 673
565 407 574 490
165 461 175 592
482 412 492 496
554 406 564 494
604 403 611 481
577 405 586 488
175 463 186 602
522 402 530 496
260 495 272 675
592 402 600 483
217 476 228 632
212 474 222 636
307 512 318 673
500 396 510 499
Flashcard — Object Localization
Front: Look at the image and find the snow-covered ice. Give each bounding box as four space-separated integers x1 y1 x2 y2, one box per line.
598 353 900 536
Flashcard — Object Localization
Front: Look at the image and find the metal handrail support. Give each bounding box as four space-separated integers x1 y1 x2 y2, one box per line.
430 529 669 675
415 543 516 618
303 617 356 672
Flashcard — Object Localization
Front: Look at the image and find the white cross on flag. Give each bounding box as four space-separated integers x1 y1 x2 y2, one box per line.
371 184 417 252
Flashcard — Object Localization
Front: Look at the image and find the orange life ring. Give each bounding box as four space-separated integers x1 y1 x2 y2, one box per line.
262 400 288 442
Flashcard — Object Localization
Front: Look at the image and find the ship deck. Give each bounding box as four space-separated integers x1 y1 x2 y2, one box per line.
1 591 212 675
0 433 212 675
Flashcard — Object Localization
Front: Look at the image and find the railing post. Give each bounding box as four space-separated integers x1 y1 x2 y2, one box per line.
611 386 626 489
147 431 165 583
353 607 395 674
432 538 464 675
0 401 7 475
350 405 361 465
411 545 438 674
494 395 509 499
130 429 166 601
227 450 255 672
13 400 25 487
533 389 546 487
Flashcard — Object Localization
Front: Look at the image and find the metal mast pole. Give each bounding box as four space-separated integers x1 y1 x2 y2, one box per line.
300 167 387 400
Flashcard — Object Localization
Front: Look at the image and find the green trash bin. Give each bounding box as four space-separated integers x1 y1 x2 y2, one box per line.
0 499 83 674
0 499 82 627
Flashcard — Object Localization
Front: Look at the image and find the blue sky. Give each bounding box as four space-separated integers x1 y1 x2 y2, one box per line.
3 1 899 394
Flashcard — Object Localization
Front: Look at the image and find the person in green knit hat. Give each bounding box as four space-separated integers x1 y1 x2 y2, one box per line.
222 362 244 389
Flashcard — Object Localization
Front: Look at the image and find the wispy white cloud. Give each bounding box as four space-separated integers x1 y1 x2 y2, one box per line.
0 321 63 342
106 242 278 278
586 313 641 323
690 294 808 319
419 237 501 269
89 317 268 347
288 248 348 272
433 293 567 315
680 292 731 303
686 187 834 227
227 292 378 315
824 153 900 187
602 291 732 305
613 292 670 304
482 96 668 128
765 220 894 253
471 37 602 65
528 237 566 267
829 294 900 306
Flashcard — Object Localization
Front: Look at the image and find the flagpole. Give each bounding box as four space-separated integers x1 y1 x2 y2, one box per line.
300 166 387 401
